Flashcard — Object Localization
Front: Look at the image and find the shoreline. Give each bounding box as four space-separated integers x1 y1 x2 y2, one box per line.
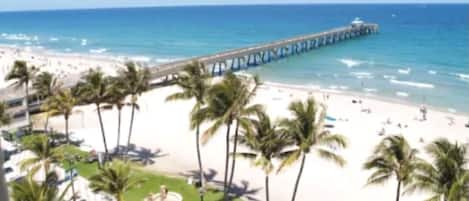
1 44 468 118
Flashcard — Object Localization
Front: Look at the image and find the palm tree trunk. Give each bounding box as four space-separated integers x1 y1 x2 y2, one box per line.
65 115 69 144
223 123 232 201
196 123 205 201
395 180 401 201
96 104 109 155
44 113 49 133
125 104 136 158
227 120 240 193
116 108 122 156
291 154 306 201
0 142 9 201
25 81 31 130
265 175 270 201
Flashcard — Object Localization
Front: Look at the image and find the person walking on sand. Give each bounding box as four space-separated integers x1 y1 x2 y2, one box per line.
420 105 427 121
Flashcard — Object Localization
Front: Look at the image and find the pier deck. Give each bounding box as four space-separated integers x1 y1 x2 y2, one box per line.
0 23 378 123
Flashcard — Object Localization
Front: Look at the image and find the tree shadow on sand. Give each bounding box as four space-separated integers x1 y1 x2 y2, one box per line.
180 169 261 201
118 144 169 165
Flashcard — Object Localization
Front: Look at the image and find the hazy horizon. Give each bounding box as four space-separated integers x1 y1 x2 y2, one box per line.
1 0 468 12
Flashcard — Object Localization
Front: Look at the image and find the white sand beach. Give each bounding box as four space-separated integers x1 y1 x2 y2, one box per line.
2 47 468 201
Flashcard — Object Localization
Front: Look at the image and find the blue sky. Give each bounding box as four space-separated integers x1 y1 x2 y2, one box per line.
1 0 467 11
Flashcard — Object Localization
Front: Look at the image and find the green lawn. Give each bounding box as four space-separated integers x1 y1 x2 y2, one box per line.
64 161 242 201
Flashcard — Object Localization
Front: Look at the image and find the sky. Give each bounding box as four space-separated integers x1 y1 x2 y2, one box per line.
0 0 467 11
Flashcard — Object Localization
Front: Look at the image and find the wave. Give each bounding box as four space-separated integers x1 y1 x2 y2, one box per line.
351 72 373 79
154 57 183 63
64 48 72 52
130 56 151 62
383 75 396 80
390 79 434 89
363 88 378 92
397 68 411 75
339 59 364 68
49 37 59 42
81 39 87 46
1 33 39 41
339 85 349 90
89 48 107 54
428 70 437 75
396 91 409 97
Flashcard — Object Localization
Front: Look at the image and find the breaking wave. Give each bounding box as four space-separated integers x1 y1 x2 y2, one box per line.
390 79 434 89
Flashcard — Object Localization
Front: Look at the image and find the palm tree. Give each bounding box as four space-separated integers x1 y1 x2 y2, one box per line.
165 61 210 200
89 160 144 201
120 62 150 157
20 134 63 177
199 72 261 200
237 110 293 201
363 135 420 201
45 89 76 143
0 102 11 201
33 72 61 131
105 77 129 155
76 69 111 155
5 60 37 129
0 102 10 126
406 138 468 201
226 75 262 195
11 169 69 201
278 98 347 201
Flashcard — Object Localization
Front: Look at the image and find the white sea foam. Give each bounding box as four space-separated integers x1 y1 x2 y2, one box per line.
396 91 409 97
363 88 378 92
428 70 437 75
339 86 349 90
329 85 338 90
89 48 107 54
339 59 363 68
154 58 183 63
2 33 38 41
455 73 469 80
390 79 434 89
398 68 411 74
448 108 457 113
81 39 87 46
383 75 396 80
64 48 72 52
351 72 373 79
130 56 151 62
49 37 59 42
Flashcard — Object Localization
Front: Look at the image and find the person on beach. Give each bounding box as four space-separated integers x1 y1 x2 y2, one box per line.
420 105 427 121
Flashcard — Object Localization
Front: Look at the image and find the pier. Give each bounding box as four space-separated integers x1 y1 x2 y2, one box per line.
150 23 378 79
0 22 378 124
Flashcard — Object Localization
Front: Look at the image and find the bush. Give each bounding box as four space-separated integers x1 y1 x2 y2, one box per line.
54 144 90 161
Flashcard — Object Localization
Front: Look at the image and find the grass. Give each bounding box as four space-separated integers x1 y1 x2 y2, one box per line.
63 160 242 201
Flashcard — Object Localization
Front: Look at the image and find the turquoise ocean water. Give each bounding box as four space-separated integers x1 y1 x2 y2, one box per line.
0 4 468 112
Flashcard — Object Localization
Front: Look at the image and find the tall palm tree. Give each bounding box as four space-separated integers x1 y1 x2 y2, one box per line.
11 169 69 201
278 98 347 201
105 77 129 155
165 61 210 200
363 135 420 201
237 110 293 201
76 69 111 155
5 60 37 129
20 134 63 177
89 160 144 201
226 75 262 195
120 62 150 157
406 138 468 201
200 72 261 200
45 89 76 143
33 72 61 131
0 102 11 201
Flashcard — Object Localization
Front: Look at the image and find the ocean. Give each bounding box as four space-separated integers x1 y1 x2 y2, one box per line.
0 4 468 113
